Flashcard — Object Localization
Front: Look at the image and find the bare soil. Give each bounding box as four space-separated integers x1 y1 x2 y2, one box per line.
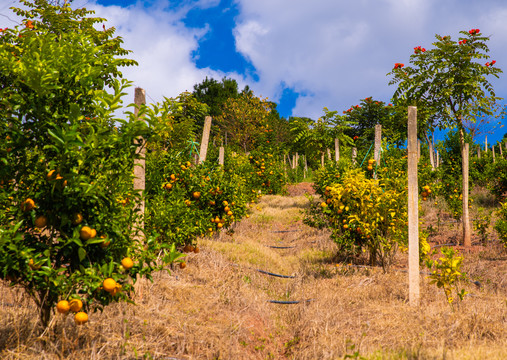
1 184 506 359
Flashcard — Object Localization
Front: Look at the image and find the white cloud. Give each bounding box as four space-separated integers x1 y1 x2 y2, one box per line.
233 0 507 119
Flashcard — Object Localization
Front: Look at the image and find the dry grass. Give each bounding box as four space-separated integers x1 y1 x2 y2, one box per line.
1 191 506 359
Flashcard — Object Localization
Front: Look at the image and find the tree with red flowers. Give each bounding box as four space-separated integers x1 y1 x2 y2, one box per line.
388 29 502 247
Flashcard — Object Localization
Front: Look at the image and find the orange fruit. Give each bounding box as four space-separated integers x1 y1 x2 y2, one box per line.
217 223 223 228
223 200 228 206
224 206 230 212
74 312 88 325
21 198 35 212
47 170 57 181
72 213 83 225
121 257 134 270
320 202 327 208
179 262 186 269
28 258 41 270
103 278 117 293
80 226 96 240
164 183 172 190
227 211 233 216
193 246 200 253
56 300 70 314
192 191 201 200
69 298 83 312
35 215 48 229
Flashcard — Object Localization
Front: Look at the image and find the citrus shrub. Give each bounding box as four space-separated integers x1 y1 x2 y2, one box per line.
246 151 286 195
145 153 253 247
324 168 408 268
0 1 181 328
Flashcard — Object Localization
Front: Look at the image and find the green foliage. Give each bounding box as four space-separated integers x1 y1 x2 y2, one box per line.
343 97 406 147
192 76 240 119
0 0 168 328
389 29 502 131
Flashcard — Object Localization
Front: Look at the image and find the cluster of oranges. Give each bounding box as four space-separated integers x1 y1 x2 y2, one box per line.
421 185 432 201
55 257 134 325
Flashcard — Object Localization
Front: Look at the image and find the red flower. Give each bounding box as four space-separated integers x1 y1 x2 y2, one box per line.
413 46 426 54
25 20 33 29
394 63 404 69
469 28 480 35
486 62 490 67
388 103 393 106
491 60 496 65
353 136 359 141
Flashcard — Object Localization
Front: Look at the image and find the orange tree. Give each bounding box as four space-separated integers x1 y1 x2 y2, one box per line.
388 29 502 246
0 1 174 328
215 91 272 152
142 95 259 248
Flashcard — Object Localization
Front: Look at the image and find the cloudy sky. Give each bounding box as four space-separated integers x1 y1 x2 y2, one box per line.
1 0 506 144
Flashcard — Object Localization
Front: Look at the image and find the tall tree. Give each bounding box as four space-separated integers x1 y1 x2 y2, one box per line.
388 29 502 246
216 92 271 152
192 76 240 118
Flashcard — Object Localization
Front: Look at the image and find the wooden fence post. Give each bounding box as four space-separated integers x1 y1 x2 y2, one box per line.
218 146 225 166
463 143 471 247
335 138 340 162
133 87 146 231
374 124 382 179
374 124 382 166
407 106 419 307
198 116 212 164
133 87 146 301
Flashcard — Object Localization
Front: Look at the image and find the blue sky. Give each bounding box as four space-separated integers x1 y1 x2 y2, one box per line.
1 0 507 146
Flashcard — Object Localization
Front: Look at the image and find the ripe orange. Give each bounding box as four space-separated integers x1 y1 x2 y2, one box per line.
227 211 233 216
164 183 172 190
217 222 223 228
74 312 88 325
224 206 230 212
72 213 83 225
21 198 35 212
34 215 48 229
179 262 186 269
28 258 41 270
320 202 327 208
103 278 117 293
56 300 70 314
223 200 228 206
193 246 200 253
192 191 201 200
47 170 57 181
69 298 83 312
121 257 134 270
80 226 96 240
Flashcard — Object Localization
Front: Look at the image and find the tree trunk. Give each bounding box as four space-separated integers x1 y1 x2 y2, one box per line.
459 127 471 247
